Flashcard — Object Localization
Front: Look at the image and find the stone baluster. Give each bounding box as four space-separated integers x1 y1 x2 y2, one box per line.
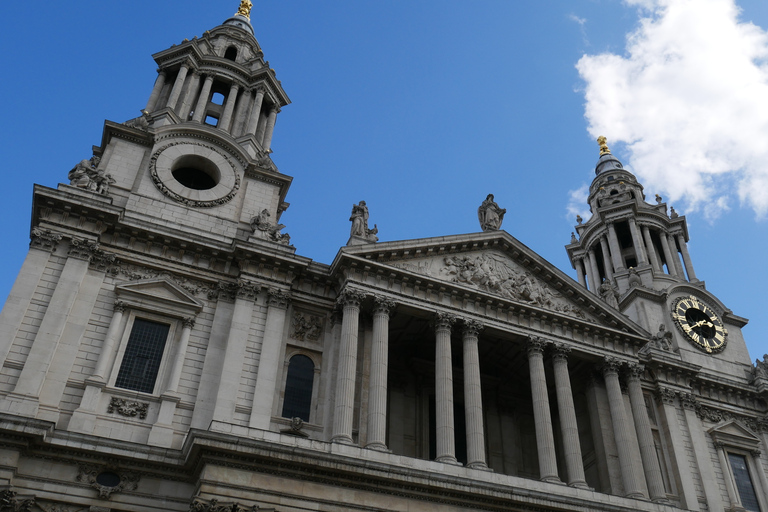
462 320 487 469
527 336 560 483
331 289 365 444
249 289 291 429
676 234 698 281
145 70 167 112
246 87 266 136
219 82 241 132
192 75 215 123
366 297 395 451
607 223 625 271
435 312 458 464
166 62 190 110
552 343 588 488
626 364 667 501
602 357 645 498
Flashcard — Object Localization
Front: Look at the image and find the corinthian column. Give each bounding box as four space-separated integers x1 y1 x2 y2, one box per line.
607 223 625 271
462 320 487 469
434 312 458 464
602 357 645 498
527 336 560 483
192 75 214 123
332 289 365 444
366 296 395 451
552 343 588 488
219 82 241 132
166 62 190 110
626 364 667 501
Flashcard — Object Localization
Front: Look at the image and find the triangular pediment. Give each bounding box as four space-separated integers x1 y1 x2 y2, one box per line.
335 231 647 334
116 277 203 314
709 420 761 446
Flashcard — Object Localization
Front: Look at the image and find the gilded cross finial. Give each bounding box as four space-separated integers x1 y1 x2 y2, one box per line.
597 136 611 155
235 0 253 19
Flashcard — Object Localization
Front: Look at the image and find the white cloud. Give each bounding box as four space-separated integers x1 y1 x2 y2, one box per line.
567 183 591 223
576 0 768 218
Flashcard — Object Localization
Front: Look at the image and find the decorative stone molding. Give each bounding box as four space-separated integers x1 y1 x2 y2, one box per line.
626 362 645 380
337 289 365 309
267 288 291 309
601 356 623 376
113 300 126 313
280 416 309 438
190 499 269 512
372 296 396 316
0 490 34 512
235 280 259 301
182 317 196 329
525 335 548 355
462 319 484 337
68 238 100 261
678 392 698 410
654 386 678 405
434 312 457 331
90 250 117 272
695 403 767 433
551 342 571 361
209 281 238 302
290 311 322 341
29 228 62 252
107 397 148 420
113 263 217 298
76 464 140 499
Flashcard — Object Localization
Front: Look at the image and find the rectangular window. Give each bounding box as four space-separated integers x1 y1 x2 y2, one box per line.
729 453 761 512
114 318 170 394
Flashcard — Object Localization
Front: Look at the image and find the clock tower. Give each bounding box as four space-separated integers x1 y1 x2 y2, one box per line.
565 138 753 379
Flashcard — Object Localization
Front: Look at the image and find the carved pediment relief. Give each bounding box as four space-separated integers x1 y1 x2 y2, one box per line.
115 277 203 315
709 420 762 451
386 250 594 322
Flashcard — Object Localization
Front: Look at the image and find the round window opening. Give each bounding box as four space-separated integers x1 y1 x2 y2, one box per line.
96 471 121 488
171 155 221 191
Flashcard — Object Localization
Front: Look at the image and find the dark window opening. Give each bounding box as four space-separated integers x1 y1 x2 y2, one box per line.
594 244 607 282
615 221 633 249
115 318 170 394
96 472 121 488
172 167 217 190
224 46 238 61
610 189 619 196
282 355 314 422
729 453 761 512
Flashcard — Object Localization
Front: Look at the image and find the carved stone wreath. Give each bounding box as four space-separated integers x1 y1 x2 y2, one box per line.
107 397 148 420
149 141 241 208
76 464 140 499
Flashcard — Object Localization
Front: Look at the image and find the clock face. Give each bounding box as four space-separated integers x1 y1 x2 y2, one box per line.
671 296 727 354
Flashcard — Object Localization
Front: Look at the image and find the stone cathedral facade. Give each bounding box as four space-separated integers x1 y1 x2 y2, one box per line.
0 3 766 512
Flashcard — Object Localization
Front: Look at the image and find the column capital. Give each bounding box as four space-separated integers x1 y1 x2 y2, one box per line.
750 449 761 457
601 356 624 376
434 312 456 331
654 386 677 405
113 300 126 313
678 391 698 410
372 296 396 316
267 288 291 309
526 335 549 355
30 228 62 252
68 237 100 261
182 317 196 329
337 289 365 308
713 441 726 449
551 342 571 361
156 68 166 76
235 279 259 301
252 85 267 96
462 319 484 337
626 362 645 380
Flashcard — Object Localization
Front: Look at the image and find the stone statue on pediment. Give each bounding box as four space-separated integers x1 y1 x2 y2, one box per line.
598 279 619 308
348 201 378 244
478 194 506 231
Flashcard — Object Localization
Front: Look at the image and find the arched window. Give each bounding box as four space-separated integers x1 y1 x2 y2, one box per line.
224 46 238 61
282 355 314 421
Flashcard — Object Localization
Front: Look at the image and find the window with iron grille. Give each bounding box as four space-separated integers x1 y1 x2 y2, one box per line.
114 318 170 394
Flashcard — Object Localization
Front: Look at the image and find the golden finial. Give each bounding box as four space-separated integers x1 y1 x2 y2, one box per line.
597 135 611 156
235 0 253 19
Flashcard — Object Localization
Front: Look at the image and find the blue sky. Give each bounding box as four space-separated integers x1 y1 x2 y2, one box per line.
0 0 766 360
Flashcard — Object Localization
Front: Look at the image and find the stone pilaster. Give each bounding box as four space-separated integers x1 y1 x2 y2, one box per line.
434 312 458 464
331 289 365 444
680 392 724 512
249 289 292 430
462 319 487 469
527 336 560 483
602 357 644 498
552 343 588 488
366 297 395 451
626 364 667 502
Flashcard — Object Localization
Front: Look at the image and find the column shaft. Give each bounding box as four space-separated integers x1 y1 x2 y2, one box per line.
332 290 364 444
587 250 601 292
246 88 266 135
166 63 189 110
463 321 487 469
178 72 201 120
552 345 588 487
192 76 214 123
599 236 614 280
92 302 126 381
642 226 662 272
628 218 648 265
607 223 625 271
659 233 678 277
145 71 167 112
219 83 240 132
667 234 686 277
603 358 645 498
366 298 395 450
166 318 194 394
627 365 667 501
676 234 698 281
528 337 560 483
575 258 587 288
716 443 742 509
262 107 279 150
435 313 457 463
232 88 251 137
